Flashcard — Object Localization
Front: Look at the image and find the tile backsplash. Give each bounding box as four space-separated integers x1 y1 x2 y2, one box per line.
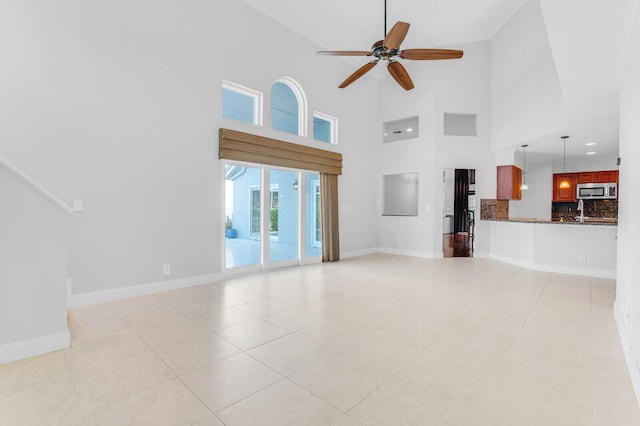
480 199 509 220
551 200 618 221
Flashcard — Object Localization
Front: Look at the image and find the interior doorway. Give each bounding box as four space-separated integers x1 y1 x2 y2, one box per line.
442 168 476 258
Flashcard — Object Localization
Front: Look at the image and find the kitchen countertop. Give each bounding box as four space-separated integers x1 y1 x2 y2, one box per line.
483 217 618 226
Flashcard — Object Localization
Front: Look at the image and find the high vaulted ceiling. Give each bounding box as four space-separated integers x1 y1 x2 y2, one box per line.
240 0 629 165
240 0 529 50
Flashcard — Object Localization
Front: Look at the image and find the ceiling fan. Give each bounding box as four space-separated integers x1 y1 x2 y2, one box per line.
316 1 464 91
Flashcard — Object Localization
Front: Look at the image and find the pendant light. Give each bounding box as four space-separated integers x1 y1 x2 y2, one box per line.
520 144 529 191
559 136 570 189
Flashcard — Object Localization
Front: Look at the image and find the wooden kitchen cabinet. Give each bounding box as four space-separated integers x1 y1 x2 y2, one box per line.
553 173 577 201
577 172 597 183
577 170 618 183
497 165 522 200
597 170 618 183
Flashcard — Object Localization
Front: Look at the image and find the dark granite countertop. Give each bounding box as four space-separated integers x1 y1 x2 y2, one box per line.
482 217 618 226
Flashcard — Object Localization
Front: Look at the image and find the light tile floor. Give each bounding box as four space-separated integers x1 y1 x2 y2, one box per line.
1 254 639 425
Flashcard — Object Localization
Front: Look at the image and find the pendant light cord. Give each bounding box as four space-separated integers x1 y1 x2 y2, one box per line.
563 138 566 173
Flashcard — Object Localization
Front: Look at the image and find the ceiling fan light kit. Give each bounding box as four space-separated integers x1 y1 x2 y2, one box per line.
317 3 463 91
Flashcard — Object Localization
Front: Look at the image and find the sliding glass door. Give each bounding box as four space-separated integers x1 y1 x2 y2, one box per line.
305 172 322 257
224 162 320 272
268 169 298 265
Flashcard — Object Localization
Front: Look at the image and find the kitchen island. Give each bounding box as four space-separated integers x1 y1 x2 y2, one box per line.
478 218 617 278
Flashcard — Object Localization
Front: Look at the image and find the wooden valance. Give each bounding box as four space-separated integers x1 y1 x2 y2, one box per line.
219 128 342 175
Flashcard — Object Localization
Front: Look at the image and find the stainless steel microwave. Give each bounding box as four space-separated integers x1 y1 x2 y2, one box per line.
576 182 617 199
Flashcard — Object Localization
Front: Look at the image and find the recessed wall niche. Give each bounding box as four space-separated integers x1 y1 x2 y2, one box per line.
382 173 419 216
383 116 419 143
443 112 478 136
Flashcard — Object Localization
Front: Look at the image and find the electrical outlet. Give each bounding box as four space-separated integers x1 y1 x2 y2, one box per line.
73 200 84 212
163 264 171 275
579 255 587 264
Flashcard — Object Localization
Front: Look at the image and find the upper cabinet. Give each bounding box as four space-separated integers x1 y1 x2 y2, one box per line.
577 172 597 183
497 165 522 200
596 170 618 183
553 170 619 202
577 170 618 184
553 174 577 201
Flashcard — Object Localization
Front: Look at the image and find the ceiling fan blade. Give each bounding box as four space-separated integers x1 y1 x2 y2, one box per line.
339 60 379 88
399 49 464 60
387 61 414 91
384 21 410 50
317 50 373 57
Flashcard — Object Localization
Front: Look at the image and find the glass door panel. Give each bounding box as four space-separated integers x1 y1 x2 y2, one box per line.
225 165 261 268
305 172 322 257
269 169 298 263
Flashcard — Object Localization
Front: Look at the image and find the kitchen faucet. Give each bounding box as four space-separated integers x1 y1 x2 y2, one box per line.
577 199 584 223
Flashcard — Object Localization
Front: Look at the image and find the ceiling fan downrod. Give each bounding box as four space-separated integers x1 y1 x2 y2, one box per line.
384 0 387 38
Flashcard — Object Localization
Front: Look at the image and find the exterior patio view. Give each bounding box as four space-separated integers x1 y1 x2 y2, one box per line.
225 165 321 269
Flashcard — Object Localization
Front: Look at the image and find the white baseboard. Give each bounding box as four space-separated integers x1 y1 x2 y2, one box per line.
614 300 640 409
473 250 491 259
376 247 440 259
0 330 70 365
489 254 616 279
343 247 442 259
485 254 535 270
68 273 223 308
341 248 379 259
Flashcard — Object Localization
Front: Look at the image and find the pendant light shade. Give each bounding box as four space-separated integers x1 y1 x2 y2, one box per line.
520 144 529 190
559 136 570 188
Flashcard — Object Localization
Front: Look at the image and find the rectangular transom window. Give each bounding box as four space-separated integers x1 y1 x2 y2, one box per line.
313 112 338 144
222 80 263 125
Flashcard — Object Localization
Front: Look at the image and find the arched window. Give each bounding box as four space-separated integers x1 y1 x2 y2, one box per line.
271 77 307 137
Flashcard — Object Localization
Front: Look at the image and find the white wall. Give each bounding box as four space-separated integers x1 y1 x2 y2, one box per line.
433 41 495 256
0 165 70 364
375 41 493 258
376 66 437 256
551 156 620 174
488 221 617 278
508 162 553 220
615 0 640 405
539 0 624 151
491 0 568 151
0 0 380 296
